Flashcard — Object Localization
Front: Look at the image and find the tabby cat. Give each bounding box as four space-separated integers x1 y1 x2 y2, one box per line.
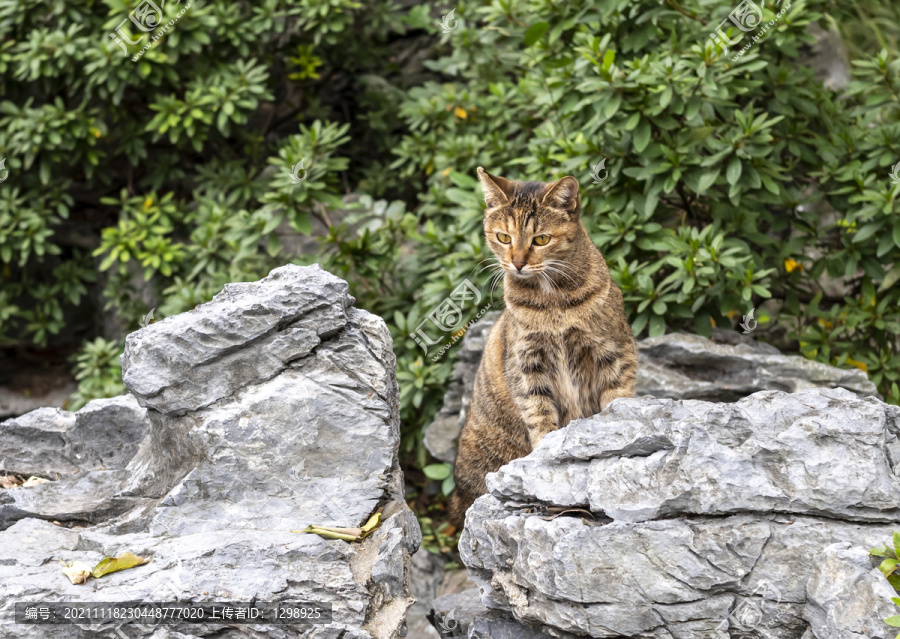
449 168 638 526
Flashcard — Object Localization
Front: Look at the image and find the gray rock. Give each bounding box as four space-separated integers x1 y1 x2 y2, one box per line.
467 610 559 639
0 469 143 529
407 549 447 639
0 395 151 530
431 587 559 639
489 388 900 523
0 264 420 639
804 543 896 639
432 588 482 637
121 263 353 416
422 319 878 463
0 394 148 477
635 331 877 402
458 389 900 638
804 23 851 91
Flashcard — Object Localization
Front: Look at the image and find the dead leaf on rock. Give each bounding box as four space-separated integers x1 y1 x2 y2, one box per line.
292 512 382 542
92 553 151 579
59 553 151 585
21 476 50 488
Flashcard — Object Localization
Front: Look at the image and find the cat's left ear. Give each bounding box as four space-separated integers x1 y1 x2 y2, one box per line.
541 176 580 216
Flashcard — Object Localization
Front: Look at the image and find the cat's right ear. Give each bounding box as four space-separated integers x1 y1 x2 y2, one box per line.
477 167 513 209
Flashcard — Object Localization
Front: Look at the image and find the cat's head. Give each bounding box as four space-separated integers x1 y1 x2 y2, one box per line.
477 167 583 280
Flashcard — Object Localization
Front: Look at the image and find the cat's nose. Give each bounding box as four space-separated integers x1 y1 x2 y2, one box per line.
512 260 526 271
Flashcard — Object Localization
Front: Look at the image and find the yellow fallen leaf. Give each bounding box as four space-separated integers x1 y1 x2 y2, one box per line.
59 559 94 585
92 552 151 579
293 512 382 542
454 106 467 119
844 358 868 372
142 197 153 211
360 512 382 534
292 525 361 541
22 476 49 488
60 553 150 585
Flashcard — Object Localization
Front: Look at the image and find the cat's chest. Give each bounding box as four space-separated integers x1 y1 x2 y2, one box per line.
551 328 607 410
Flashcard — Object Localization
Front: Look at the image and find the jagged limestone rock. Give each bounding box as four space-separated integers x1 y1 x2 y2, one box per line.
0 264 420 639
457 389 900 638
0 394 148 479
804 543 898 639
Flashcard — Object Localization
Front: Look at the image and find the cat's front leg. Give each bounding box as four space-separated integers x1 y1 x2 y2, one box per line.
511 343 560 448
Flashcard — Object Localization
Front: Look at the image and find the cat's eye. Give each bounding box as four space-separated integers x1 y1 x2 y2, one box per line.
496 233 512 244
533 234 551 246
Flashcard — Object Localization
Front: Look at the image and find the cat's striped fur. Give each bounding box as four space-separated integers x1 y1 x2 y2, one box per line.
449 168 637 526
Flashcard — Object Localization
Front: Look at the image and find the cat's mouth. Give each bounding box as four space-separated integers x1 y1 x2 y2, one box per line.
505 265 535 279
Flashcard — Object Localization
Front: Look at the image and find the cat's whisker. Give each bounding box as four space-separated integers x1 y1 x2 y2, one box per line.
543 259 577 271
473 257 499 268
544 259 579 276
489 270 505 301
542 265 577 285
468 257 500 279
537 270 561 295
547 272 563 293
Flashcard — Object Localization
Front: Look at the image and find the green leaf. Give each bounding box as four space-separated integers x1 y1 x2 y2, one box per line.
726 158 742 185
631 313 649 336
880 264 900 292
633 119 651 153
441 475 455 495
602 49 615 71
523 22 550 47
292 212 313 235
694 313 713 337
697 169 720 194
649 313 666 338
92 553 151 579
423 463 451 481
886 616 900 627
625 112 640 131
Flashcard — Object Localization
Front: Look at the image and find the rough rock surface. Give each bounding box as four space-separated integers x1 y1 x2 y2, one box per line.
0 264 420 639
0 395 151 528
423 312 877 462
0 394 148 479
407 549 446 639
431 587 557 639
458 388 900 638
804 543 898 639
